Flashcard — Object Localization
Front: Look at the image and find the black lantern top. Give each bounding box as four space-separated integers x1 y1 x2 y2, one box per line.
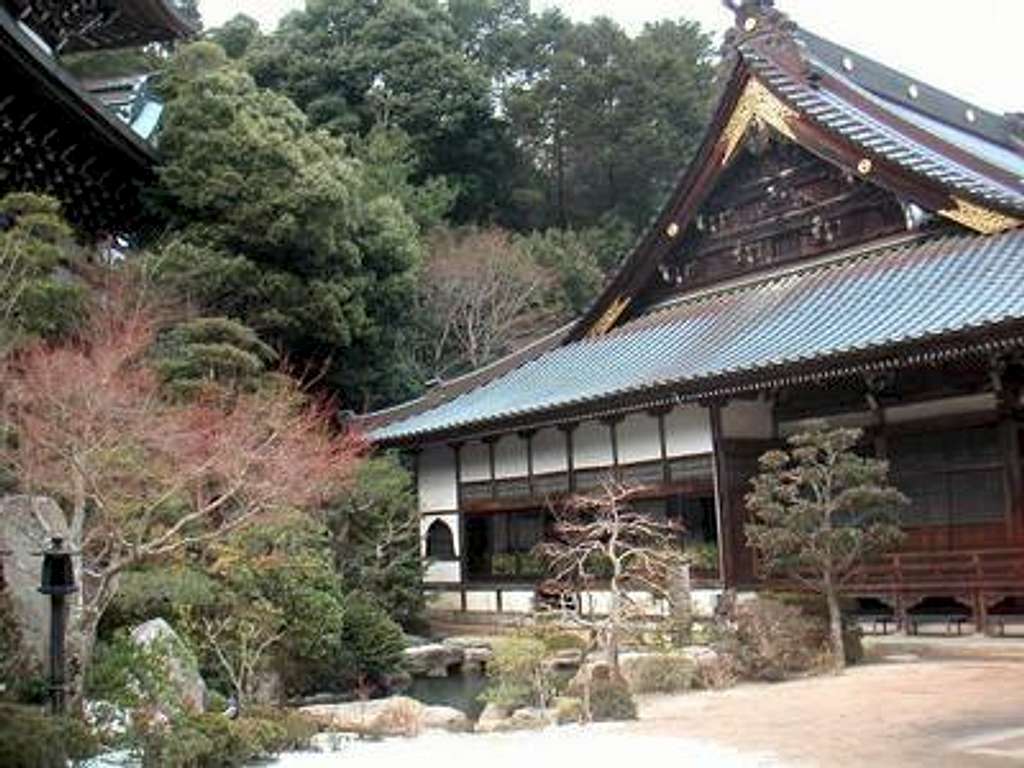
38 537 77 596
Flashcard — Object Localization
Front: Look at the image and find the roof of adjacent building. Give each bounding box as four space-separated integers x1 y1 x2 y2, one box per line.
4 0 198 53
364 0 1024 445
371 228 1024 442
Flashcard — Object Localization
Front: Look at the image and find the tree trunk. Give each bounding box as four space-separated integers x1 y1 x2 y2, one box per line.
824 581 845 672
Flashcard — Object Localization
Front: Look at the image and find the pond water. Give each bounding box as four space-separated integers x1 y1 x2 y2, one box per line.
407 671 490 719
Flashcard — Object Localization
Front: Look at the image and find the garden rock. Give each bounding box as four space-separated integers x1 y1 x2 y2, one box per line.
0 495 69 666
129 618 206 713
421 704 471 732
474 703 510 733
308 732 359 753
403 643 464 677
462 646 493 673
301 696 469 736
546 648 584 670
509 707 554 730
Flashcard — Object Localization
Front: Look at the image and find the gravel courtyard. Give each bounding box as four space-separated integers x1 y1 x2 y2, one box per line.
274 656 1024 768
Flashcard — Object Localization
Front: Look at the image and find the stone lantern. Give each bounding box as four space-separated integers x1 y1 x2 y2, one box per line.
37 536 76 714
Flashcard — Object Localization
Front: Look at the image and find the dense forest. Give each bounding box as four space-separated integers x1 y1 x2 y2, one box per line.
68 0 716 412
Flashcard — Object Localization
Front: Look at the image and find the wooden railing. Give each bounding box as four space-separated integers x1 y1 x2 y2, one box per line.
843 547 1024 594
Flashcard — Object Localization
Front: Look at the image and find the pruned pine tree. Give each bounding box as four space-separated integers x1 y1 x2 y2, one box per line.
535 478 689 670
745 425 907 670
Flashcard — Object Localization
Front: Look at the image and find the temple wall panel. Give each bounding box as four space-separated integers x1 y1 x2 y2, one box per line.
465 591 499 612
418 445 457 512
721 399 775 439
500 591 535 613
573 420 613 469
426 590 463 612
494 434 529 479
617 411 663 464
779 410 875 436
664 406 713 457
460 441 491 482
424 560 461 583
532 428 567 474
885 393 995 424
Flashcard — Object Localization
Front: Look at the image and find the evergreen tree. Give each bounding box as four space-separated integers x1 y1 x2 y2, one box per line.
152 43 423 409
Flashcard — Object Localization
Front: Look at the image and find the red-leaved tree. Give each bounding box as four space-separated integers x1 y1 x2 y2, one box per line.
0 304 363 700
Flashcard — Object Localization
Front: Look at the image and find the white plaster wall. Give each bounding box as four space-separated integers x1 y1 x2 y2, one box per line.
664 406 713 457
885 393 996 424
465 591 499 612
494 434 529 479
691 589 723 619
425 560 461 584
426 590 463 612
573 420 613 468
420 514 461 557
418 445 457 512
721 399 774 439
460 441 491 482
617 411 662 465
532 428 567 474
501 591 535 614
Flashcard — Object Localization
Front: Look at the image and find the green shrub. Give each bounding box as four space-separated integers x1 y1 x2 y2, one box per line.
86 630 179 710
589 675 637 721
142 711 306 768
622 653 695 694
553 696 583 724
0 704 99 767
337 592 407 686
481 637 554 710
717 598 824 682
101 565 220 634
769 592 864 666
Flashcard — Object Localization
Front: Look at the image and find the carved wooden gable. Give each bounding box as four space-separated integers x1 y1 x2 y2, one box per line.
640 136 909 308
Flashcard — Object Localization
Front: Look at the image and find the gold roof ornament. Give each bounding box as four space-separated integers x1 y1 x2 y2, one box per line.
940 197 1022 234
720 78 797 166
588 295 632 338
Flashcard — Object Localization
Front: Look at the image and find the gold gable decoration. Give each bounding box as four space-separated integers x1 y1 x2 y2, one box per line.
720 78 798 166
939 197 1022 235
587 295 631 338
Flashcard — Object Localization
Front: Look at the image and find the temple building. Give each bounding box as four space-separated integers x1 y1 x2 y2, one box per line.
0 0 198 235
364 1 1024 629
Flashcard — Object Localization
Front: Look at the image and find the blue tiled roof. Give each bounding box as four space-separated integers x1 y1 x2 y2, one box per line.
372 230 1024 442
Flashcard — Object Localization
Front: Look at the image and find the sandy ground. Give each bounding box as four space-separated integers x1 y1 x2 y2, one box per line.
633 658 1024 767
272 727 782 768
274 656 1024 768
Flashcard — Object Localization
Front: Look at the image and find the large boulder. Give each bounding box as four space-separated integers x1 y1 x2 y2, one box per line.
300 696 469 737
129 618 206 713
421 704 471 733
402 643 464 677
0 496 69 667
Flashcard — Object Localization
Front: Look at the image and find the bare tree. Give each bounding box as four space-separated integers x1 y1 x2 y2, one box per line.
535 478 689 671
415 227 560 378
0 300 363 702
184 599 285 708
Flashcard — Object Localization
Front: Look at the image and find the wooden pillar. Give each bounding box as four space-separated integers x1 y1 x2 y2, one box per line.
452 442 466 591
560 423 577 493
709 402 736 587
997 382 1023 541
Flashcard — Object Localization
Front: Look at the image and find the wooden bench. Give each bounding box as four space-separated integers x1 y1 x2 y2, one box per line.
986 615 1024 637
907 614 972 636
857 613 900 635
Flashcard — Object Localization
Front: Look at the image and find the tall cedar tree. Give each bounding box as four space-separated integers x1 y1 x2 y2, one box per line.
745 426 906 670
0 298 363 702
